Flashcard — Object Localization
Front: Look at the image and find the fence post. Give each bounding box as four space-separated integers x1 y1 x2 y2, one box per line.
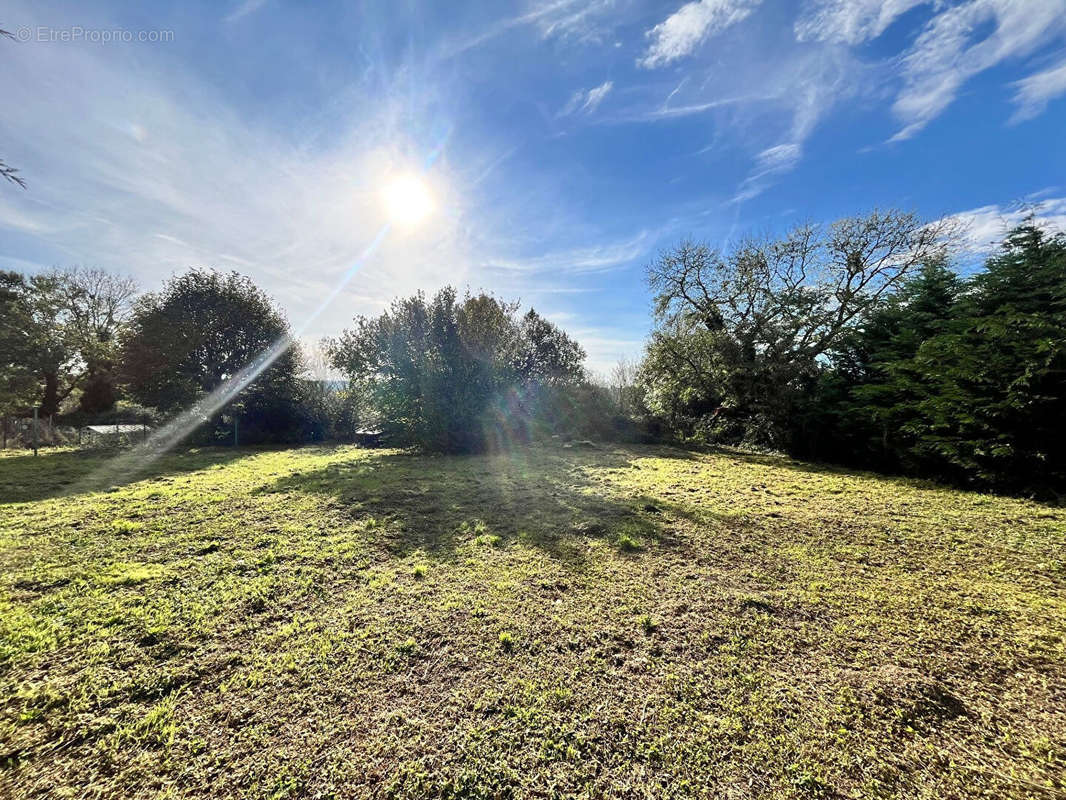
2 416 6 450
32 408 38 457
234 416 239 447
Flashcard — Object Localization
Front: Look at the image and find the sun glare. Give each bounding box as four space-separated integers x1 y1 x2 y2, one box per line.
382 173 434 228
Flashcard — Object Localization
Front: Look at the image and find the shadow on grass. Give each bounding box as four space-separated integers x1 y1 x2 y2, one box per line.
0 446 254 504
703 444 1066 505
257 444 680 569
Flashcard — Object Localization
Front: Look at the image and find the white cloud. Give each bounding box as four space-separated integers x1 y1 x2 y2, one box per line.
732 142 802 203
569 328 647 377
938 197 1066 254
0 32 478 341
482 230 653 276
792 0 1066 138
890 0 1066 141
662 77 689 108
439 0 622 59
0 194 52 234
727 48 855 202
608 95 759 123
533 0 620 42
639 0 761 69
583 80 614 112
795 0 928 45
755 142 802 171
1010 57 1066 122
560 80 614 115
224 0 268 24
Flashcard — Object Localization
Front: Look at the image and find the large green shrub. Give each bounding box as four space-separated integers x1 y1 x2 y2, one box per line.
327 288 586 452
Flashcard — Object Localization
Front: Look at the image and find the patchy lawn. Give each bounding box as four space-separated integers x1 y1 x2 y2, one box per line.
0 443 1063 799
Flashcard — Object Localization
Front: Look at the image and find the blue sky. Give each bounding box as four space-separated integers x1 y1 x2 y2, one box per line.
2 0 1065 374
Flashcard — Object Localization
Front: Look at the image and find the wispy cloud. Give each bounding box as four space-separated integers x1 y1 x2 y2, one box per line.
630 0 1065 200
732 142 802 203
0 193 52 234
0 32 475 339
439 0 620 59
663 77 689 108
639 0 761 69
794 0 927 45
755 142 802 171
724 47 857 202
482 230 654 276
889 0 1066 141
533 0 620 43
224 0 268 24
791 0 1066 140
608 95 759 123
560 80 614 116
1010 57 1066 122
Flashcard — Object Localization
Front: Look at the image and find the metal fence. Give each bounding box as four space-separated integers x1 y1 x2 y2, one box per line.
1 416 150 453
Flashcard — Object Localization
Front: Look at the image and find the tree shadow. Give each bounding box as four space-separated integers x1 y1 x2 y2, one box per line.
701 445 1066 506
255 444 678 569
0 446 256 504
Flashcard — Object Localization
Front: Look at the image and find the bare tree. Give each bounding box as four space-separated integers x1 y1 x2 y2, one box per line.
59 267 139 357
649 210 960 360
643 209 961 444
609 357 642 415
1 28 26 188
18 267 139 415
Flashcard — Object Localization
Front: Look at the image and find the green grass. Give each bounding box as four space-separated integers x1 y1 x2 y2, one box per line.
0 442 1063 799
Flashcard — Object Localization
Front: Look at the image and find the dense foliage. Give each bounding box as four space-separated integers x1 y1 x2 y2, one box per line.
0 267 136 417
639 210 954 447
802 220 1066 492
119 269 309 443
327 287 588 451
641 213 1066 493
0 271 38 416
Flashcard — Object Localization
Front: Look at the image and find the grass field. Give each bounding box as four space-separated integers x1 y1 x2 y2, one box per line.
0 443 1063 799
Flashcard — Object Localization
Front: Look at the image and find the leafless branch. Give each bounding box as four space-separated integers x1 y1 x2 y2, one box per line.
1 160 26 189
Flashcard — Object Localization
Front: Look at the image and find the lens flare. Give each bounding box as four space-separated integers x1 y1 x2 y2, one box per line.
75 126 453 494
73 224 392 493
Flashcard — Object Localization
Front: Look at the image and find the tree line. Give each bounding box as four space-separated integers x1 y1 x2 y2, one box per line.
1 207 1062 493
636 210 1065 494
0 268 607 449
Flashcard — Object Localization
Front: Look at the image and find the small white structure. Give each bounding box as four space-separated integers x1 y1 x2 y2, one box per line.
81 424 150 446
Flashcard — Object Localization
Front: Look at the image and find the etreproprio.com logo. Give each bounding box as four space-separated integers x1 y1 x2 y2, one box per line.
14 25 175 43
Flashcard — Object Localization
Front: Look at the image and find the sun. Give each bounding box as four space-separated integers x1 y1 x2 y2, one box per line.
381 173 434 228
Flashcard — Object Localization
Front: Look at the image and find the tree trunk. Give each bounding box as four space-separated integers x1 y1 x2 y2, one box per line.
41 371 61 416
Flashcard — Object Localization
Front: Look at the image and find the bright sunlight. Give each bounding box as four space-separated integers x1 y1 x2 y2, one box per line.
381 173 434 228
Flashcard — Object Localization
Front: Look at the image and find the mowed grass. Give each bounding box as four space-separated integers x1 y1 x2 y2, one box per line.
0 443 1064 799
